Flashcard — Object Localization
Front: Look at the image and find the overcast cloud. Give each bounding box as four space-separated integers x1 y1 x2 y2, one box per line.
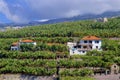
0 0 120 23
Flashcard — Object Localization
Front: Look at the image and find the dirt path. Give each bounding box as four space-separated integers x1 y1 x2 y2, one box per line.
94 74 120 80
109 38 120 40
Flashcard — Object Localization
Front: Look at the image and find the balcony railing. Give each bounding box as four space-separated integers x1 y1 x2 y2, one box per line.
77 43 93 46
77 48 92 51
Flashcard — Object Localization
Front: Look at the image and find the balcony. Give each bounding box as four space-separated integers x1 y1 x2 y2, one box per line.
77 43 93 46
77 48 92 51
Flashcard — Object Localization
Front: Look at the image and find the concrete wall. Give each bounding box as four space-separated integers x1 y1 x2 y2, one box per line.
0 74 56 80
92 40 102 50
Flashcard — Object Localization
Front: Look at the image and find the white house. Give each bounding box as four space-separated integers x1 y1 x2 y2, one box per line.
11 40 37 50
11 42 19 50
19 40 37 45
94 17 108 23
67 36 102 55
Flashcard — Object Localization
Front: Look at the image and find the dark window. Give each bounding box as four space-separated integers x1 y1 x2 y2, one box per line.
83 51 85 53
95 41 99 43
74 46 77 48
83 46 87 49
114 66 116 68
84 41 87 43
89 41 92 43
96 46 98 49
90 46 92 49
78 45 81 48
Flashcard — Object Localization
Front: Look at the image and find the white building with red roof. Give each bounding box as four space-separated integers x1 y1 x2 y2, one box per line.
11 39 36 50
20 40 36 45
67 36 102 55
11 42 19 50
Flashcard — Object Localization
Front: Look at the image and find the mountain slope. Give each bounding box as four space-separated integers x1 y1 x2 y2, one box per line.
1 11 120 28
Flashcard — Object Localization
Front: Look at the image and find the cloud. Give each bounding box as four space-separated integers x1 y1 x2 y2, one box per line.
25 0 120 18
1 0 120 23
0 0 28 23
65 10 81 17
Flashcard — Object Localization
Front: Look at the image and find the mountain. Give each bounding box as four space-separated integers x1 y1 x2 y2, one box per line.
1 11 120 28
41 11 120 24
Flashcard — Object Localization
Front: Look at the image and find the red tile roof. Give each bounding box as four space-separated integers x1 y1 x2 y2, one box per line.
12 42 19 46
81 36 101 40
21 40 34 43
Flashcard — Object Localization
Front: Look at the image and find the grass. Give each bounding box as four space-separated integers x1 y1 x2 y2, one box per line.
60 76 95 80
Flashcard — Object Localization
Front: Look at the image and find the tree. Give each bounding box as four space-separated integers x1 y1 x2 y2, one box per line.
20 44 35 52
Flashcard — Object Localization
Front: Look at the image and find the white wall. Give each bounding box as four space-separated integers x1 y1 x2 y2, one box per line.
92 40 102 50
80 40 102 50
11 46 19 50
68 40 102 55
67 42 76 48
69 48 86 55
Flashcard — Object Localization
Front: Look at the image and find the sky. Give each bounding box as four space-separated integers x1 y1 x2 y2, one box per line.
0 0 120 23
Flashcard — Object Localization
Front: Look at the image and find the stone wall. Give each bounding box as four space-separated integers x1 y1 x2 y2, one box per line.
0 74 56 80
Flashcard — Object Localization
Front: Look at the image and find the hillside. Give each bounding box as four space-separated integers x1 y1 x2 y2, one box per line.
1 11 120 27
0 18 120 80
1 17 120 38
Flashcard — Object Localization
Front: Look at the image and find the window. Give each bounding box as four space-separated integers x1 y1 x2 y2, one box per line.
84 41 87 43
95 41 99 43
114 66 116 68
96 46 98 49
89 41 92 43
74 46 77 48
15 48 18 50
83 46 87 49
78 45 81 48
90 46 92 49
83 51 85 53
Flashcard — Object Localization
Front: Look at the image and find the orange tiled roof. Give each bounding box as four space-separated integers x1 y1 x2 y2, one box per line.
21 40 34 43
12 42 19 46
81 36 101 40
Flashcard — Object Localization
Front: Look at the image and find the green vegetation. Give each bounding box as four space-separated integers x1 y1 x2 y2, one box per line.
60 76 94 80
0 18 120 80
0 51 56 59
0 59 56 75
0 18 120 38
59 68 93 76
